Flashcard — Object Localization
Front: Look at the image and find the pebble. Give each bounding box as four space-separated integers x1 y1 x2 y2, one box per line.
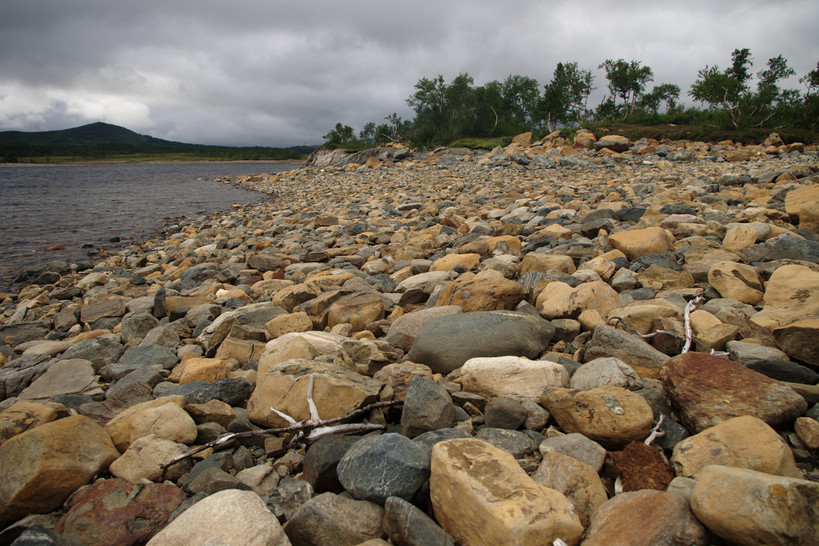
0 134 818 544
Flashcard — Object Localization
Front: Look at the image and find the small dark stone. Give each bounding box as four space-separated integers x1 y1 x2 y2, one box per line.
474 427 539 458
383 496 455 546
185 377 253 406
746 359 819 384
401 377 456 438
302 436 361 493
484 397 527 430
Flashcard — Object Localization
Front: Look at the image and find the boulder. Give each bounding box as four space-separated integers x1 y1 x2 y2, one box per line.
55 478 185 546
750 264 819 330
147 489 290 546
247 359 382 427
109 434 192 482
582 490 708 546
532 450 608 527
538 280 622 320
382 496 454 546
583 325 670 378
459 356 568 399
430 438 583 545
0 415 120 528
0 401 69 446
407 311 554 375
327 292 385 332
284 492 384 546
607 227 675 260
400 377 456 438
670 415 801 479
661 352 807 433
384 305 462 352
690 465 819 546
435 269 524 312
707 261 763 304
540 386 655 448
337 433 430 504
569 357 642 391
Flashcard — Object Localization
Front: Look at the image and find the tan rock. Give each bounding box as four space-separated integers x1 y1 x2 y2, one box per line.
213 336 266 364
608 303 682 335
518 253 576 276
249 278 294 297
429 253 480 272
724 150 750 162
511 131 532 147
184 399 238 428
327 292 385 332
784 183 819 218
430 438 583 546
690 465 819 546
170 357 228 384
532 450 608 527
257 335 319 375
671 415 801 479
435 269 524 312
583 490 708 546
607 227 675 260
372 362 434 401
247 359 382 427
541 224 573 239
574 129 596 149
103 396 188 452
540 386 655 448
127 403 198 450
752 264 819 330
147 489 289 546
722 224 759 250
271 283 322 312
799 200 819 231
795 417 819 450
486 235 521 253
109 434 190 482
539 280 621 320
265 311 313 339
459 356 569 399
636 264 694 290
0 415 120 528
0 401 69 446
708 261 763 304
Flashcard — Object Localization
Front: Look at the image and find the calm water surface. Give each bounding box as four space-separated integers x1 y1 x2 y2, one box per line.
0 162 300 287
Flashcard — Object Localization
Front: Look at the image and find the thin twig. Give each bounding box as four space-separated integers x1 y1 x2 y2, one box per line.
681 296 703 354
160 399 403 469
644 414 666 446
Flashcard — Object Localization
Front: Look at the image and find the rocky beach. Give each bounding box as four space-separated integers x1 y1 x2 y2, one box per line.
1 129 818 545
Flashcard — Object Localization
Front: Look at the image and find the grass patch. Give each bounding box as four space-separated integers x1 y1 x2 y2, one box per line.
448 136 511 150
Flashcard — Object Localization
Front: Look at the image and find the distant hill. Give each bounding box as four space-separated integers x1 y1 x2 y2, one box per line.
0 122 315 161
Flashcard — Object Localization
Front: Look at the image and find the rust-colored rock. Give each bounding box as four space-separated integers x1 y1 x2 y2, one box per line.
55 478 185 545
660 352 807 433
435 269 524 312
610 441 675 492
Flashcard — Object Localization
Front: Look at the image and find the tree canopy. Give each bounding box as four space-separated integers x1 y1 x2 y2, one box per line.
322 49 816 148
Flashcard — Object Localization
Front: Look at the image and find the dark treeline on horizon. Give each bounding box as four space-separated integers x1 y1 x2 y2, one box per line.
324 49 819 149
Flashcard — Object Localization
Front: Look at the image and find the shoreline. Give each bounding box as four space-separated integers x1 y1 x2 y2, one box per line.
1 133 818 543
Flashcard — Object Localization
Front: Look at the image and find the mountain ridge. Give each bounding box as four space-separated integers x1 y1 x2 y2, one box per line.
0 122 314 161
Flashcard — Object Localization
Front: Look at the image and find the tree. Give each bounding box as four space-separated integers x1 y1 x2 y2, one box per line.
751 54 797 125
599 59 653 117
639 83 681 114
540 62 594 130
358 122 376 144
501 74 541 130
323 123 356 147
689 48 753 129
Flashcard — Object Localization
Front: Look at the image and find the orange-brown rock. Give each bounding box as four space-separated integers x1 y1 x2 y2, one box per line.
660 352 807 433
435 270 524 312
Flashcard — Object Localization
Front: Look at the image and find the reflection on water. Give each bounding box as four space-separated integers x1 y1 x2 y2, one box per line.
0 162 299 287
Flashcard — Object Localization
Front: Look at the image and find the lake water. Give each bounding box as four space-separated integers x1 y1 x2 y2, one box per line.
0 161 301 288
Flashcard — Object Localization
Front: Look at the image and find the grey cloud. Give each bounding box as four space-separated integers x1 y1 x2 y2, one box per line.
1 0 817 146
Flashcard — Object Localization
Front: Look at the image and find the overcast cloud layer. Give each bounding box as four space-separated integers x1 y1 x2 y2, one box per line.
1 0 816 147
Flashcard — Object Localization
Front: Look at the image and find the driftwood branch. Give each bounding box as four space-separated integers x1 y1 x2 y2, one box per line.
160 399 403 469
607 295 727 357
644 414 666 446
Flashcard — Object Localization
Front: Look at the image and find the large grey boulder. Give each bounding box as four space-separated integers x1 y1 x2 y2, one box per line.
407 310 554 374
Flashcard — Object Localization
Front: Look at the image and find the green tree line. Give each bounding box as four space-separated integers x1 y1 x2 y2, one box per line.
323 49 818 149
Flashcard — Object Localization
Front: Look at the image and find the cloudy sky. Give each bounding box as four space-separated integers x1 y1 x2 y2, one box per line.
1 0 816 147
